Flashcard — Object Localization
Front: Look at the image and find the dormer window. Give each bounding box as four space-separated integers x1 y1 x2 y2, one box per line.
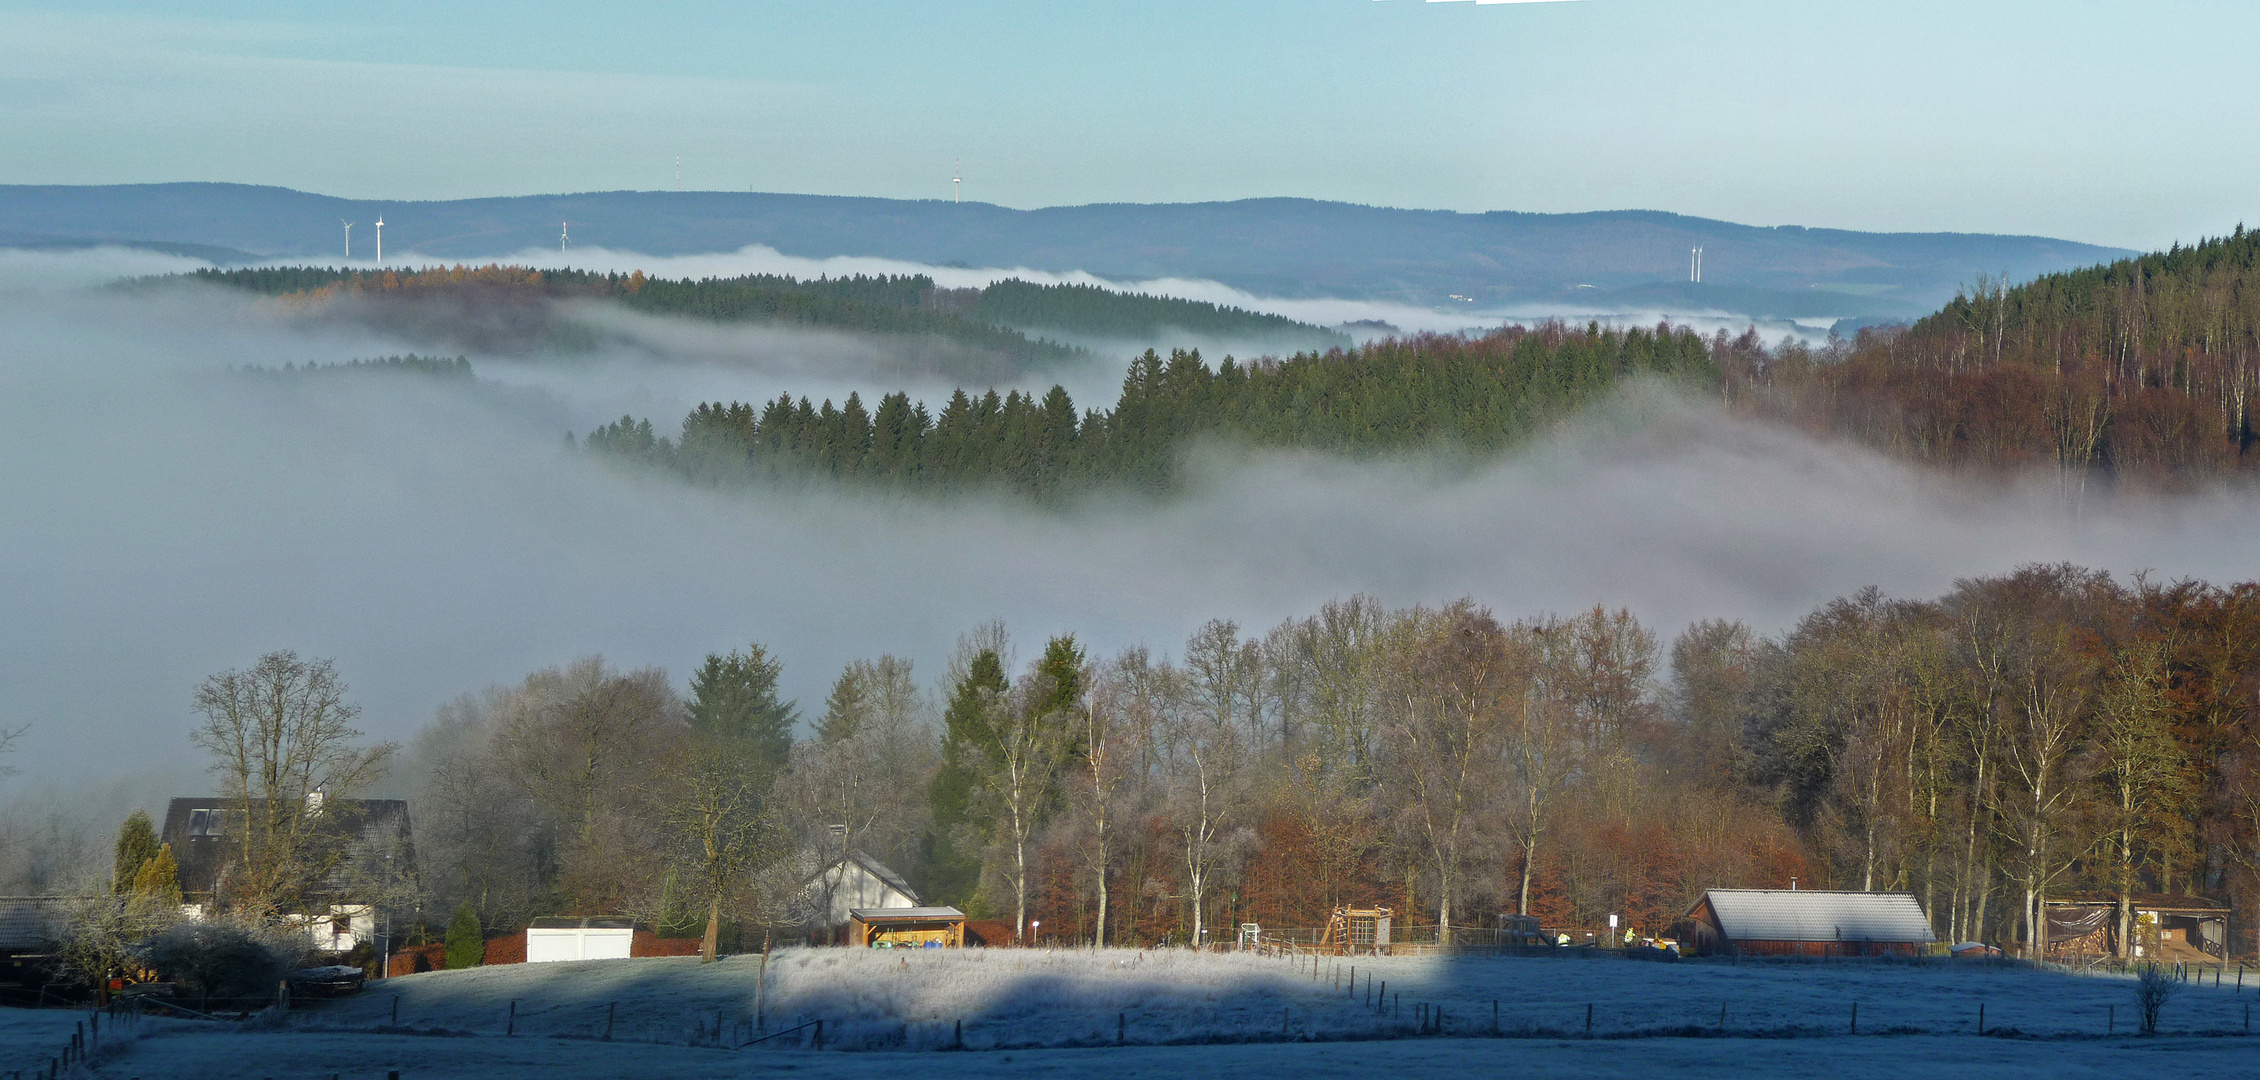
189 809 223 837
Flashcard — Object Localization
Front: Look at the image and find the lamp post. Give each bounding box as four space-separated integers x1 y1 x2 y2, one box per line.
1030 919 1040 946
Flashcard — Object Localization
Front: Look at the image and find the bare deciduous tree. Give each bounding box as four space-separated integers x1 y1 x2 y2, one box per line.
190 650 394 917
666 746 786 961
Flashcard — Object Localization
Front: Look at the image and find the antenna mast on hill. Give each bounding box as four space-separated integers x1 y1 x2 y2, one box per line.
342 220 353 261
561 222 570 254
1690 246 1703 283
375 218 384 266
954 159 961 204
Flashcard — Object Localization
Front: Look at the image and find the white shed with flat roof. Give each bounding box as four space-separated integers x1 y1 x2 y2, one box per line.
526 916 636 963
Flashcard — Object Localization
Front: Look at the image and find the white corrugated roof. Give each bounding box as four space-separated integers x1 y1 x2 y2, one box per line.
1694 889 1935 943
849 906 964 921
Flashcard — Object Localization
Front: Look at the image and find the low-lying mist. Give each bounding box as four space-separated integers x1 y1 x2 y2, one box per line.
3 251 2254 840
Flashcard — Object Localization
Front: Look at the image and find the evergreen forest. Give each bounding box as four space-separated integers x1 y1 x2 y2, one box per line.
587 323 1716 497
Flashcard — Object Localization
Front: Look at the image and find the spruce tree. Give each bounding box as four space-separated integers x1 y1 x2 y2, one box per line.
816 665 868 744
686 644 798 767
925 649 1009 905
444 903 484 970
113 810 161 894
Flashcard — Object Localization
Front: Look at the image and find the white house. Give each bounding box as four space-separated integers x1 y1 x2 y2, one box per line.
800 851 921 930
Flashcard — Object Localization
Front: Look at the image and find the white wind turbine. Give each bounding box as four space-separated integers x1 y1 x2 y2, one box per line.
375 217 385 266
342 220 353 261
561 221 570 254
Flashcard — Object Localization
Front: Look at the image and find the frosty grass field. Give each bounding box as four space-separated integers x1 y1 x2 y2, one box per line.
12 948 2260 1079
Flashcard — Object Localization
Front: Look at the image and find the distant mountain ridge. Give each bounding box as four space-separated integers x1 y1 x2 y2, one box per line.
0 183 2135 322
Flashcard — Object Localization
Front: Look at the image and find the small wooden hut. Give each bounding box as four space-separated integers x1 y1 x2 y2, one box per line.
1682 889 1935 957
846 906 966 949
1319 906 1394 954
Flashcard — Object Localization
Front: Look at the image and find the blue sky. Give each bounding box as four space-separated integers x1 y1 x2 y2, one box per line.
0 0 2251 249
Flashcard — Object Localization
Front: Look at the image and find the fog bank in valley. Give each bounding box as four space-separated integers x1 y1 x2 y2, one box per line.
2 252 2256 832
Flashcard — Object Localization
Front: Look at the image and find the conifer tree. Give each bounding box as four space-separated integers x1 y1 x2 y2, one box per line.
130 843 183 907
925 646 1009 905
444 903 484 970
687 644 798 767
113 809 161 894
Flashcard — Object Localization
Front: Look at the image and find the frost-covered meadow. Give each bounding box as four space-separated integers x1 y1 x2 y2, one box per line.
17 948 2260 1079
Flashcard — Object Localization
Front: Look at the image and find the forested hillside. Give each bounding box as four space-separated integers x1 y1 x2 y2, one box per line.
18 182 2132 318
181 264 1347 362
586 321 1715 497
1736 228 2260 482
185 265 1085 368
971 279 1349 350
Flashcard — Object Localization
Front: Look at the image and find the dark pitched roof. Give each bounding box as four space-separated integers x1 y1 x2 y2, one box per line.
157 796 413 901
0 896 80 951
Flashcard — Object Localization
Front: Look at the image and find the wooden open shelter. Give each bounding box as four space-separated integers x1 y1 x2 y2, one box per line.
846 906 966 949
2041 893 2229 961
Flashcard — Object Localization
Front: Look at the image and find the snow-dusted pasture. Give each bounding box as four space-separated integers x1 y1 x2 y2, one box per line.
14 948 2260 1078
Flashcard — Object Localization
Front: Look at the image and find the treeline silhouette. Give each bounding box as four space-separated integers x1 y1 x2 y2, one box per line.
234 353 473 379
1736 227 2260 483
584 321 1716 497
973 279 1348 350
179 264 1348 363
185 265 1082 369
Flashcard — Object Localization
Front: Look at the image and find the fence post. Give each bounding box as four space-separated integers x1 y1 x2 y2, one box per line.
604 1002 616 1041
1850 1002 1857 1035
391 996 399 1025
1586 1003 1593 1034
507 1000 515 1037
2107 1004 2113 1034
1977 1003 1985 1036
1115 1013 1122 1046
1493 999 1499 1034
814 1019 824 1051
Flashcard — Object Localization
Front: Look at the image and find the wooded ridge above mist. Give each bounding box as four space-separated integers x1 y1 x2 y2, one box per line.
181 263 1350 363
577 228 2260 499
